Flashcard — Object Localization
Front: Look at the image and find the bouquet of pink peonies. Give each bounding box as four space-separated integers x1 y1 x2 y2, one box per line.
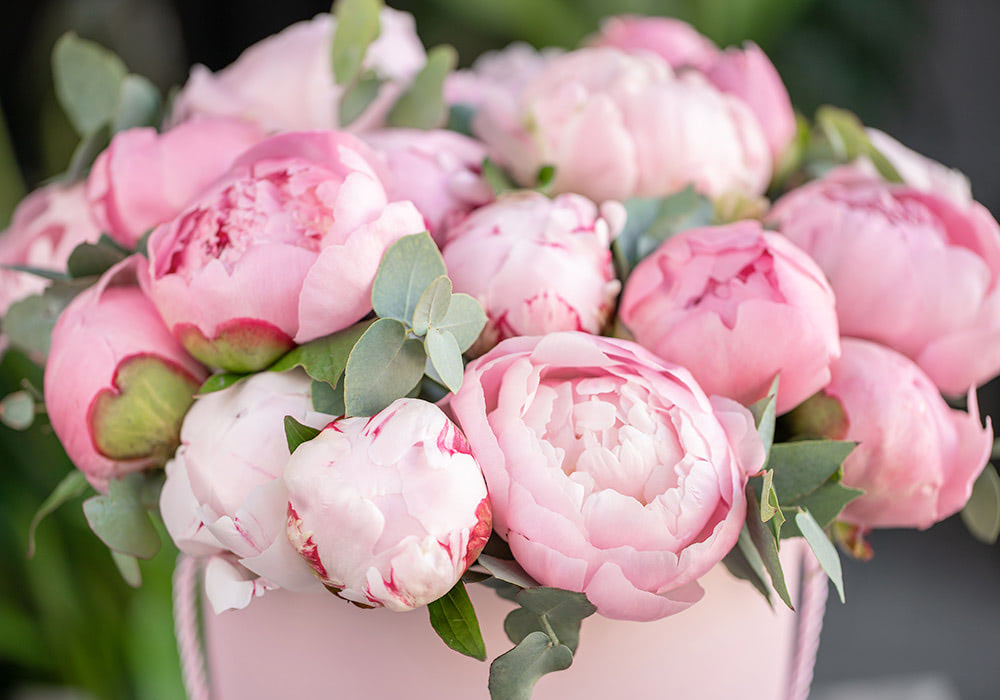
3 1 999 698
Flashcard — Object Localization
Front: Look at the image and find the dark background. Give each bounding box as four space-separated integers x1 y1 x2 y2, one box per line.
0 1 998 698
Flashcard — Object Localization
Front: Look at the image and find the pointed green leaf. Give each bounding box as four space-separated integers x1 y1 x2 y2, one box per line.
339 72 384 126
435 293 486 352
343 318 426 416
284 416 321 454
371 232 446 324
83 474 161 559
477 554 540 589
759 469 785 540
795 508 846 603
425 327 464 393
198 372 248 395
311 379 346 416
768 440 856 504
111 551 142 588
0 390 35 430
112 74 162 132
722 527 772 607
52 32 127 135
387 45 457 129
489 631 574 700
64 124 111 182
744 484 793 610
427 581 487 661
412 275 452 336
961 463 1000 545
66 236 129 278
749 376 778 465
27 470 90 558
535 165 556 194
482 158 516 196
331 0 382 85
269 320 373 385
780 481 864 538
1 265 70 281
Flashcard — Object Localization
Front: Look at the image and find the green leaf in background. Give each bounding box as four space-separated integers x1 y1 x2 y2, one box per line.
110 551 142 588
388 45 458 129
489 631 574 700
961 463 1000 545
0 390 35 430
284 416 321 454
52 32 127 136
66 235 129 278
27 470 90 558
504 588 595 655
795 508 846 603
339 71 385 126
535 165 556 194
198 371 248 395
434 293 487 352
767 440 856 503
311 379 346 416
427 581 487 661
269 320 373 385
343 318 426 416
477 554 540 589
111 74 162 133
371 232 446 324
425 327 464 393
65 124 111 182
0 105 25 226
722 527 772 606
813 106 903 183
769 112 812 194
331 0 383 85
782 481 864 538
412 275 452 336
447 103 476 137
82 474 161 559
2 265 70 281
482 158 516 196
2 277 93 359
744 483 793 609
749 376 778 465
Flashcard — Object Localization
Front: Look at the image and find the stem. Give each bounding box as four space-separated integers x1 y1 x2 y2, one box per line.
539 613 560 646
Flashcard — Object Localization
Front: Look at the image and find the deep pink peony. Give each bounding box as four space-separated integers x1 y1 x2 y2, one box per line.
790 339 992 529
619 221 840 414
363 129 493 243
450 332 765 621
144 130 425 373
88 118 264 248
769 166 1000 394
0 183 100 316
160 370 331 612
170 11 425 133
472 47 771 203
442 192 623 353
44 258 207 491
284 398 491 611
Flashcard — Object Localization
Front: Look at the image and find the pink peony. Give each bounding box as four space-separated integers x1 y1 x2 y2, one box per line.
442 192 623 354
790 339 992 529
450 332 765 621
144 130 425 373
160 369 331 612
865 128 972 206
445 43 561 111
769 166 1000 394
473 47 771 203
363 129 493 243
88 118 264 248
170 11 425 133
44 258 207 491
590 15 718 71
0 183 100 315
619 221 840 414
284 398 491 611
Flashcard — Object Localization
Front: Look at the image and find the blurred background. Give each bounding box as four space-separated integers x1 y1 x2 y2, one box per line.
0 1 998 698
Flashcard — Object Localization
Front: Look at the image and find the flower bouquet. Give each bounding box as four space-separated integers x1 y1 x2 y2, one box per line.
3 1 999 699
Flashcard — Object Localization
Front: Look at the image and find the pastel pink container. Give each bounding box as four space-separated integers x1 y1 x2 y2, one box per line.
181 541 813 700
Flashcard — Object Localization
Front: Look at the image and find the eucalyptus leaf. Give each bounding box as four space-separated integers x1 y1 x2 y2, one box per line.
111 551 142 588
488 631 573 700
759 469 785 541
961 463 1000 545
0 390 35 430
780 481 864 538
2 278 94 359
749 376 778 466
447 103 476 136
535 165 556 193
65 125 110 181
387 45 457 129
425 327 464 393
82 475 161 559
514 587 596 623
814 106 903 183
371 232 446 324
505 608 585 656
284 416 321 454
66 235 129 278
339 72 384 126
331 0 382 85
412 275 452 337
722 527 772 606
343 318 426 416
482 158 516 196
311 379 346 416
198 372 248 395
1 265 70 281
745 484 793 610
795 508 846 603
427 581 487 661
269 320 373 385
768 440 856 504
434 293 487 352
27 470 90 558
52 32 127 136
477 554 540 589
112 74 162 132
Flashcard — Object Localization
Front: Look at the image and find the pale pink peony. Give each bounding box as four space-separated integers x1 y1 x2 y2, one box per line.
88 118 264 248
159 369 332 612
865 128 973 206
619 221 840 414
0 183 101 315
473 47 771 202
590 15 718 71
442 192 623 354
445 43 561 111
170 11 425 133
790 339 992 529
363 129 493 243
769 166 1000 394
284 398 491 611
44 258 207 491
144 130 425 373
450 332 765 621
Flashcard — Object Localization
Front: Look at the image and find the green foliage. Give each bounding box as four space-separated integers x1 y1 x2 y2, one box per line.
311 379 346 416
722 528 773 606
412 275 452 336
427 581 487 661
82 473 162 560
435 294 487 353
270 320 373 386
284 416 322 453
65 234 129 277
372 232 447 324
198 371 248 394
749 376 779 465
425 327 464 392
388 45 458 129
961 463 1000 545
27 470 89 558
476 554 540 589
52 32 128 136
482 158 517 196
339 72 384 126
743 484 794 609
344 318 427 416
0 390 35 430
795 508 846 603
332 0 383 85
2 278 94 359
489 632 574 700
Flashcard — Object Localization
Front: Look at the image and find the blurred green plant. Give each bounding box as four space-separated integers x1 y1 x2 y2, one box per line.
0 106 26 228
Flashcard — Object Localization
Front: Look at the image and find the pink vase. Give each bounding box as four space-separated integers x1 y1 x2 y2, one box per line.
198 540 806 700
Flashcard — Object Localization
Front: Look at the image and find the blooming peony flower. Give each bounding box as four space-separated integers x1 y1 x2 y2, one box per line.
44 258 207 491
445 42 561 112
144 130 425 372
442 192 623 354
159 369 332 612
473 47 771 203
170 11 425 133
284 398 491 611
769 166 1000 394
619 221 840 414
363 129 493 243
789 339 992 529
865 128 972 206
590 15 717 70
450 332 765 621
88 118 264 248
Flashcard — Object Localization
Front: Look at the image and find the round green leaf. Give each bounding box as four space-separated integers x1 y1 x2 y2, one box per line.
343 318 426 416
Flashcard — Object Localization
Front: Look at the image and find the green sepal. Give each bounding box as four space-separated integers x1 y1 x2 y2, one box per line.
284 416 321 454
